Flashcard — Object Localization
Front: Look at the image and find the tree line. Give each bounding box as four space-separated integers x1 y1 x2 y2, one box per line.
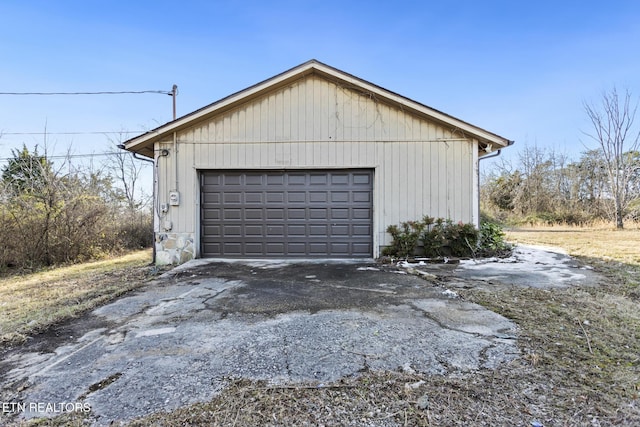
0 144 152 272
481 146 640 225
482 88 640 228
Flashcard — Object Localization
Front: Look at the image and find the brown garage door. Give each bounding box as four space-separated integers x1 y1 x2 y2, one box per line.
200 170 373 257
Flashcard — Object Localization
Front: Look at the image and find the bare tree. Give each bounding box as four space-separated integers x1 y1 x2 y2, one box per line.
106 133 149 212
583 87 640 228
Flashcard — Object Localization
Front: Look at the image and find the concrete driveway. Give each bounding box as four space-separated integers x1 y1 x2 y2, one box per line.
1 255 544 425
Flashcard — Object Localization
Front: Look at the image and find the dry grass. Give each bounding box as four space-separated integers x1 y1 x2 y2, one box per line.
506 226 640 266
0 250 153 347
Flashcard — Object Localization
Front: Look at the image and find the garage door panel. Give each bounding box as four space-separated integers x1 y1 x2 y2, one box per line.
331 192 349 203
202 192 221 203
245 225 264 236
352 173 371 185
331 208 349 219
353 208 372 219
266 225 284 236
266 192 284 203
203 225 221 235
200 170 372 257
309 191 328 203
245 174 263 185
223 174 242 185
352 243 372 255
265 191 285 204
223 192 242 204
287 242 306 253
267 175 284 185
330 243 350 255
245 208 264 220
223 242 242 255
244 192 263 203
287 192 306 203
287 225 305 235
223 209 242 220
309 208 328 219
309 242 329 254
202 243 222 255
353 191 371 203
331 174 349 185
202 175 221 185
287 174 307 185
223 225 242 236
287 209 306 220
331 224 349 236
309 225 328 236
267 208 285 220
202 209 221 220
245 243 265 255
265 243 285 255
310 174 328 185
353 224 372 236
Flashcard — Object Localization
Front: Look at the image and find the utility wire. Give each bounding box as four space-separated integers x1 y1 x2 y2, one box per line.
0 90 172 96
2 131 147 136
0 151 143 162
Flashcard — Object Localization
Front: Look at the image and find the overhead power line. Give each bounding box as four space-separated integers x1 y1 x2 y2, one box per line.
2 130 146 136
0 151 139 162
0 90 172 96
0 84 179 119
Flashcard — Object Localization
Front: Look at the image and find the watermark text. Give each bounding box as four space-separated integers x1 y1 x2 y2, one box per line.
2 401 91 414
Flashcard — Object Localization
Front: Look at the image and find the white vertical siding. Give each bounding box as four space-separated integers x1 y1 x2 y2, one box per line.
159 75 476 256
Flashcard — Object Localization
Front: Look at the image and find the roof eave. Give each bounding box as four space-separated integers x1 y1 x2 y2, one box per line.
122 60 512 155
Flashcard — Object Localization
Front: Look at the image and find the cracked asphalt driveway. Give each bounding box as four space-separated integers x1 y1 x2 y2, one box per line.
2 259 520 426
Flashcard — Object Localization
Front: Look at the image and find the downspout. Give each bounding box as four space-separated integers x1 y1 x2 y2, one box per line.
477 140 515 223
118 144 157 264
133 152 154 164
478 140 515 162
478 149 503 161
133 153 156 265
173 132 178 192
171 85 179 197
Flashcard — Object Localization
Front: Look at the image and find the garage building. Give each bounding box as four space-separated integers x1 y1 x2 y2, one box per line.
122 60 512 264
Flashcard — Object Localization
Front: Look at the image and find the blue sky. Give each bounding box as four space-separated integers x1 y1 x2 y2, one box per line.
1 0 640 172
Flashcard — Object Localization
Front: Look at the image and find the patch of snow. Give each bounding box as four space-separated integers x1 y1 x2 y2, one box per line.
402 362 417 375
457 244 594 288
405 380 425 390
244 261 292 269
135 327 176 338
357 266 380 271
442 289 458 298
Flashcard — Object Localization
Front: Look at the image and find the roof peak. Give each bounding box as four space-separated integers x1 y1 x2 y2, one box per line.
122 59 512 157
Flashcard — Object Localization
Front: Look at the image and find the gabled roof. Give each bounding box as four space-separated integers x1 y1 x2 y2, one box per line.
122 59 513 158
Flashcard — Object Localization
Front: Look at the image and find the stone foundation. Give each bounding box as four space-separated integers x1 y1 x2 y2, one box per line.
155 233 195 265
